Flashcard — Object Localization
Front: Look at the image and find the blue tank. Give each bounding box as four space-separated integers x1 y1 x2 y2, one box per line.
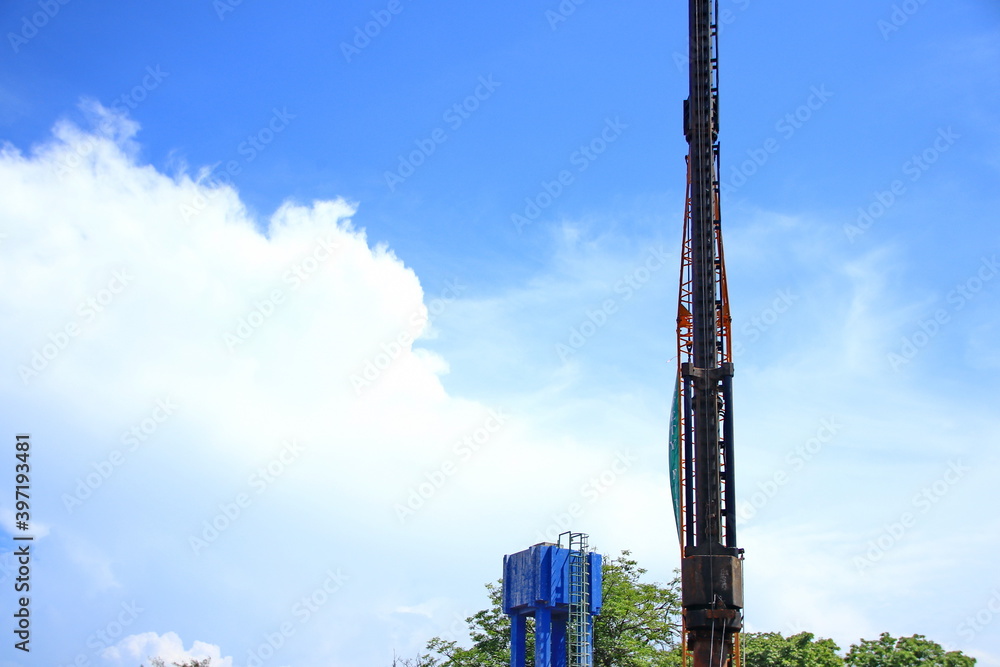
502 541 602 667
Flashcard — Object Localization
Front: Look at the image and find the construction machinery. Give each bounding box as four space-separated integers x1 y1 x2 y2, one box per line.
669 0 745 665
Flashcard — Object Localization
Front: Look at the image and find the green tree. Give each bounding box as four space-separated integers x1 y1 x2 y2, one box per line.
394 557 978 667
593 552 681 667
845 633 975 667
742 631 842 667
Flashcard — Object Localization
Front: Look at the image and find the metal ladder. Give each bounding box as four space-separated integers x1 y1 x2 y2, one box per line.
561 531 592 667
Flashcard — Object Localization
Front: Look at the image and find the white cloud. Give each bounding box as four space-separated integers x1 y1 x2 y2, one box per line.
102 631 233 667
0 104 661 664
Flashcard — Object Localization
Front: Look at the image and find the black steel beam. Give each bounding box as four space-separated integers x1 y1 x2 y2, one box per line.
687 0 722 553
680 0 743 664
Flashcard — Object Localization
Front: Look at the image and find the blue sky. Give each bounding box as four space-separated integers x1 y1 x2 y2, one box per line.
0 1 999 666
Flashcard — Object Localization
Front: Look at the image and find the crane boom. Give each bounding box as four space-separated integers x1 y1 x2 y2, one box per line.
675 0 744 664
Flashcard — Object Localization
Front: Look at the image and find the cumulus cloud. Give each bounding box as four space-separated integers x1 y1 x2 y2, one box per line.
0 102 468 484
102 631 233 667
0 103 660 665
0 104 507 662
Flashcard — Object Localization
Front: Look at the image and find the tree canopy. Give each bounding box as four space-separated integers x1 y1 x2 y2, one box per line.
843 633 976 667
393 552 976 667
742 631 842 667
592 553 681 667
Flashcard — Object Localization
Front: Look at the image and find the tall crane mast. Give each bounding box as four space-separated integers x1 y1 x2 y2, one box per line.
671 0 744 664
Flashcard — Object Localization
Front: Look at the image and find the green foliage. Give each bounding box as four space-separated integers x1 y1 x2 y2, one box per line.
391 554 977 667
592 551 682 667
845 633 975 667
391 652 441 667
743 631 842 667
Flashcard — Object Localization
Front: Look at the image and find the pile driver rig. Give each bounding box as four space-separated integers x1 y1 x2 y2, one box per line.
670 0 744 665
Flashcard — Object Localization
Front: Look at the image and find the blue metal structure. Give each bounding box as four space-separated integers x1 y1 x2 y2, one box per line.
503 535 602 667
